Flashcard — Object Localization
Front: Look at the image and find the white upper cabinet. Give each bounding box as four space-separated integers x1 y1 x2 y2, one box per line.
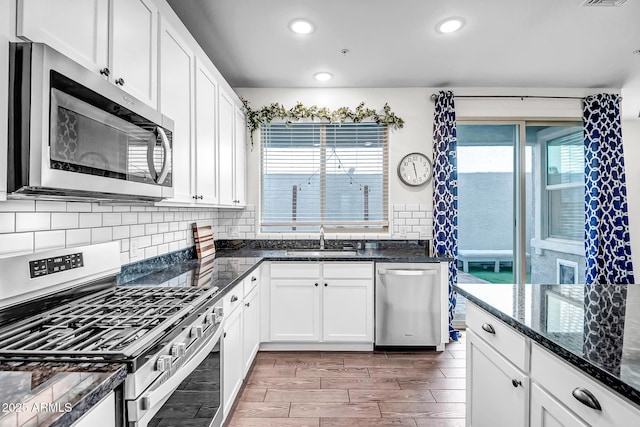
159 17 193 204
18 0 158 108
194 59 218 204
17 0 109 73
110 0 158 107
218 89 235 206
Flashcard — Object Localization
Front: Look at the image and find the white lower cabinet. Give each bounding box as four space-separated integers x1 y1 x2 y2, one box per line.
242 283 260 376
268 262 373 344
222 293 243 418
531 383 588 427
467 329 529 427
71 391 115 427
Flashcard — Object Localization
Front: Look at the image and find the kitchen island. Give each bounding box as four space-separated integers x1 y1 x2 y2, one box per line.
455 282 640 426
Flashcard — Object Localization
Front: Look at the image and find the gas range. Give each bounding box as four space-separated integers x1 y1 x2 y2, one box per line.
0 242 225 427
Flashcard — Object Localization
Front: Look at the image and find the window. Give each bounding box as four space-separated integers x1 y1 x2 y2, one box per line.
544 129 584 241
261 122 388 232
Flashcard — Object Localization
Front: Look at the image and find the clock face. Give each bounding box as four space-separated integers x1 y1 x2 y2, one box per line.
398 153 433 186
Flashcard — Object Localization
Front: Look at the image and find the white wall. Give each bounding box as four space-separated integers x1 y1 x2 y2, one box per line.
623 119 640 271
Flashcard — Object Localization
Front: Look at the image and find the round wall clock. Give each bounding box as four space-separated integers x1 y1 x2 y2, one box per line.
397 152 433 186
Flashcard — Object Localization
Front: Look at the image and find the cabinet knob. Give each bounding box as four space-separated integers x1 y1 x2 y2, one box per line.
324 283 328 287
245 302 250 307
572 388 602 411
223 332 227 338
99 67 110 77
251 276 257 282
481 323 496 334
511 379 521 388
231 295 238 302
115 77 125 86
314 283 319 287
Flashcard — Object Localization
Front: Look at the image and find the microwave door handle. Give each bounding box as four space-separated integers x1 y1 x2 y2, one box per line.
147 127 171 184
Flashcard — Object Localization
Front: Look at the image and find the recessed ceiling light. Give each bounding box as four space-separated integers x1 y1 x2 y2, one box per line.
289 19 315 35
314 72 333 81
436 17 465 34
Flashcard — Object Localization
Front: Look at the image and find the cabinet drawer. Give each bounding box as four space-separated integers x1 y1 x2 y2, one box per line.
244 270 260 297
323 262 373 279
270 263 320 278
224 282 244 315
466 302 528 371
531 343 640 427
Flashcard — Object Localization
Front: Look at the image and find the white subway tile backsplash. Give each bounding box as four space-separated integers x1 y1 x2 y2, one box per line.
0 233 34 257
169 241 180 252
103 213 122 226
130 224 145 237
91 227 113 244
0 200 35 212
120 239 130 252
151 234 163 246
66 202 92 212
16 212 50 232
145 223 158 235
122 213 138 225
152 212 163 223
138 212 152 223
79 213 102 228
120 251 130 265
158 223 169 233
157 243 169 255
412 211 426 219
398 212 412 219
137 235 152 249
66 229 91 247
169 222 179 232
405 218 420 226
163 232 174 242
164 212 174 222
92 205 113 213
405 204 420 212
51 213 79 230
0 213 15 233
112 206 131 212
35 201 66 212
112 226 130 240
35 230 66 251
144 246 158 258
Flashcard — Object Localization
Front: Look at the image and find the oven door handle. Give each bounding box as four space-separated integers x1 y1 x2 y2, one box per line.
138 323 222 415
147 126 171 185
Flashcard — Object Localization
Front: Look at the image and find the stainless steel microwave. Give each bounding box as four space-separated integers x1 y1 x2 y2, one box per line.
8 42 174 202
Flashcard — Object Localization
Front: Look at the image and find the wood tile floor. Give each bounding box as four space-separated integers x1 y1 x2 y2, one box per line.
226 334 466 427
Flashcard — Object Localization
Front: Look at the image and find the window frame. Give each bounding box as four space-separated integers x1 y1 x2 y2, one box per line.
259 121 389 233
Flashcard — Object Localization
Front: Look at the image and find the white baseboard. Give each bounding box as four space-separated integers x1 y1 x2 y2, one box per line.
259 342 374 351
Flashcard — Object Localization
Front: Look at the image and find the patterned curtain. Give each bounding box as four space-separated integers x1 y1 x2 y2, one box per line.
584 94 634 284
432 91 459 340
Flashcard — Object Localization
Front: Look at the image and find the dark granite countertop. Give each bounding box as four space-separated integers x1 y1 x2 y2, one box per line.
454 283 640 407
0 362 126 427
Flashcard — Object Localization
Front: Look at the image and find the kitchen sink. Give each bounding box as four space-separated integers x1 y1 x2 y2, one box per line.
285 249 359 257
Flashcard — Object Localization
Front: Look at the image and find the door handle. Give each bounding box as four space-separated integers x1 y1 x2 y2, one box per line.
147 126 171 184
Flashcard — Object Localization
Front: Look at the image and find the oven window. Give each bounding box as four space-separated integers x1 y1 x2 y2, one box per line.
149 345 221 426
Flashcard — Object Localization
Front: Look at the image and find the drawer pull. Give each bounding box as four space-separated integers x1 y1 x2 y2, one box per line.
481 323 496 334
231 295 238 302
572 388 602 411
511 379 521 388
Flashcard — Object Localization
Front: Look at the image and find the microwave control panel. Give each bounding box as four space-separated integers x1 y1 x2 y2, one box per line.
29 253 84 278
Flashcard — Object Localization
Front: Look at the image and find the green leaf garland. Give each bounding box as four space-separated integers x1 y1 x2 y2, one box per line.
241 98 405 144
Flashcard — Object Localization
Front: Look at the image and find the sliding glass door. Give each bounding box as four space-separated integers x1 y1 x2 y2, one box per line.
457 121 584 286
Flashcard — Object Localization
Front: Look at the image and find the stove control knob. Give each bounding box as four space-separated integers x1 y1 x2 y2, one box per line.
156 355 172 372
172 343 186 357
192 325 204 338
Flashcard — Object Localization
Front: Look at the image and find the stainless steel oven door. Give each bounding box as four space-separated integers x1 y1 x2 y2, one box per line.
127 310 224 427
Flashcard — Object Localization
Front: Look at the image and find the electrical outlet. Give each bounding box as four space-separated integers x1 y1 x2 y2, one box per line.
398 226 408 237
228 227 239 238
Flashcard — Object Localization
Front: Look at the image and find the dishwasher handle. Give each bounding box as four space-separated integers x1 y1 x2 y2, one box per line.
377 268 438 276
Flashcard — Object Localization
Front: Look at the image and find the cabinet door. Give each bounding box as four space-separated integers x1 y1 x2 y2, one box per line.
242 285 260 376
270 279 320 341
322 279 373 342
223 304 243 418
110 0 157 108
531 383 588 427
71 391 115 427
17 0 109 72
218 89 235 206
159 19 194 204
194 60 218 204
234 107 247 206
467 330 528 427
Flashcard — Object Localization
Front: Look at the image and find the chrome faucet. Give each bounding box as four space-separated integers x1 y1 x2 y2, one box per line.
319 225 325 250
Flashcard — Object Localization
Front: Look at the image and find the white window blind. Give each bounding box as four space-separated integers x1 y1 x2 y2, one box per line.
261 122 388 232
546 130 584 241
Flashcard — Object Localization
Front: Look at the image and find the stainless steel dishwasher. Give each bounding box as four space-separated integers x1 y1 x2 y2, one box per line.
375 263 442 348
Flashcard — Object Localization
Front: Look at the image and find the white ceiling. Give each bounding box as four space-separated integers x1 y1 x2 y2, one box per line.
167 0 640 117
